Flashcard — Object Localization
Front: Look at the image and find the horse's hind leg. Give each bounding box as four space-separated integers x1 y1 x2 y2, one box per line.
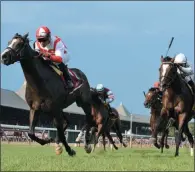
28 109 53 145
183 123 194 156
53 111 76 157
113 119 127 147
81 103 93 153
105 131 118 150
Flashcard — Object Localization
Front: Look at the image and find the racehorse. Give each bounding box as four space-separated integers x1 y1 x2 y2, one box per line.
88 89 116 152
76 107 127 152
143 88 170 152
1 33 94 156
156 56 194 157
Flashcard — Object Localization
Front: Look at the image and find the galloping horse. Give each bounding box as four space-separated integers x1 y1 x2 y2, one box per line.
156 56 194 157
144 88 170 152
144 87 187 153
76 106 127 152
98 107 127 151
76 107 127 151
88 88 117 152
1 33 94 156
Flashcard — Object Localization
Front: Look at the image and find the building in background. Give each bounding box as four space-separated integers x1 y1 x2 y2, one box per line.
1 82 151 135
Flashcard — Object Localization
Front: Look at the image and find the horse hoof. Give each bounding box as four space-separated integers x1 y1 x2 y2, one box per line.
165 145 170 149
154 143 160 149
55 145 63 155
114 146 118 150
84 145 92 154
69 149 76 156
123 143 127 148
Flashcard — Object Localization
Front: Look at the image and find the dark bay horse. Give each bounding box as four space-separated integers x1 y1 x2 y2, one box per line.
144 87 170 152
88 89 116 152
1 33 93 156
98 107 127 151
76 106 127 152
156 56 194 157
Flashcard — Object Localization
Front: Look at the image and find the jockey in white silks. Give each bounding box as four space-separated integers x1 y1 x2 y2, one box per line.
174 53 195 94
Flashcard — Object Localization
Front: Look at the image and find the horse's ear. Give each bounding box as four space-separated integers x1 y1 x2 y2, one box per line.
143 91 146 97
23 32 29 40
161 55 164 62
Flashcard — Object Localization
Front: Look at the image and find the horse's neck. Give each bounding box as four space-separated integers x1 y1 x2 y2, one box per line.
20 59 43 93
151 105 161 117
169 74 182 94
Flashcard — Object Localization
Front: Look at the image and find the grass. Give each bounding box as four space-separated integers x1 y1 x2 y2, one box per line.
1 143 194 171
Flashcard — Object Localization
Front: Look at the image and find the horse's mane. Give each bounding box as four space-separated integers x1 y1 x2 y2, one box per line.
13 33 30 42
163 56 172 62
149 87 157 92
90 90 102 105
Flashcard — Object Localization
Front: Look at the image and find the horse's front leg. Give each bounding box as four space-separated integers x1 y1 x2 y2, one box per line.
102 133 106 151
92 124 103 152
53 112 76 157
154 108 168 149
175 112 186 157
105 131 118 150
160 130 167 153
28 109 53 145
164 129 170 149
54 116 69 155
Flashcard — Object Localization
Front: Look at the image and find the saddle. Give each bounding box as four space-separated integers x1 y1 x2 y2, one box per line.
97 96 119 120
50 65 82 89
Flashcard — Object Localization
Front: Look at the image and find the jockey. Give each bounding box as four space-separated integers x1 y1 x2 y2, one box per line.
34 26 78 90
174 53 195 94
94 84 115 115
153 81 163 99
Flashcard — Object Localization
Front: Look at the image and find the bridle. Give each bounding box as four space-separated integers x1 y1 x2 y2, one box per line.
160 62 177 91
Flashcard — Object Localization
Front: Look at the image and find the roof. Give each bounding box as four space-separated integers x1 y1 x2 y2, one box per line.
116 103 150 124
1 88 29 110
63 103 85 115
116 102 131 116
2 81 150 124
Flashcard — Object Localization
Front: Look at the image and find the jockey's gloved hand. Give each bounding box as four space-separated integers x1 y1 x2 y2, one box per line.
99 96 105 104
40 52 51 60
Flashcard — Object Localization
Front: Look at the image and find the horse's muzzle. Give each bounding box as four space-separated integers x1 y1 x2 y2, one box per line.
1 49 11 65
144 102 150 108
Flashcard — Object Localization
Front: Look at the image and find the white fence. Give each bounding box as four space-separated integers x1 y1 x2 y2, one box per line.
0 124 190 148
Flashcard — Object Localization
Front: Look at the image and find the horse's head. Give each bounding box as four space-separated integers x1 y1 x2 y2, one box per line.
144 88 160 108
159 55 178 91
1 33 31 65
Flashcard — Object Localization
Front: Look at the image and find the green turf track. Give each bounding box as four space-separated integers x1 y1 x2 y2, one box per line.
1 143 194 171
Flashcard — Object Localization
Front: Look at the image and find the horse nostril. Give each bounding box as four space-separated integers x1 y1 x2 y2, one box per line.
1 54 6 64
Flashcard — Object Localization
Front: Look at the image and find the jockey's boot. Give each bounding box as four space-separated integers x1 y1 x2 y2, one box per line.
58 63 74 89
188 80 195 95
107 104 113 117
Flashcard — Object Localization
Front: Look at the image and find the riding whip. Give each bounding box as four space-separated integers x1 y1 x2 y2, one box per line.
165 37 174 57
